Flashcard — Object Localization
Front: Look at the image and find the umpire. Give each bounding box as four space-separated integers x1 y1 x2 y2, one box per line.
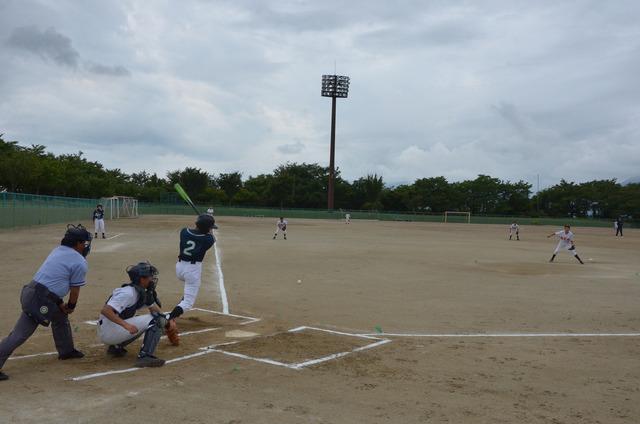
0 224 92 381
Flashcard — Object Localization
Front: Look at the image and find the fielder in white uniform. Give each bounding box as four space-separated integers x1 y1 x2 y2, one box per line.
547 225 584 264
92 204 106 239
273 217 287 240
345 213 351 224
98 261 174 367
509 222 519 240
167 214 217 322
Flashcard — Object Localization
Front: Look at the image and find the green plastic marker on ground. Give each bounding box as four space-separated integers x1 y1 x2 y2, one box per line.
375 325 383 334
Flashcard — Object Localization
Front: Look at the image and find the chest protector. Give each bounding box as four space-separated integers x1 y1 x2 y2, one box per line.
111 283 162 320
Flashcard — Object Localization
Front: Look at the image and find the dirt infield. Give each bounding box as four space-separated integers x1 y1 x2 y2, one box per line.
0 216 639 423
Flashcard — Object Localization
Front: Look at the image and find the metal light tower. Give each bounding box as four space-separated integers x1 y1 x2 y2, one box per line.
321 74 350 210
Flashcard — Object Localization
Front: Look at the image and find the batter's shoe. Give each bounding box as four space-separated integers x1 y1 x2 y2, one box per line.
107 345 128 357
135 355 165 368
0 371 8 381
59 349 84 360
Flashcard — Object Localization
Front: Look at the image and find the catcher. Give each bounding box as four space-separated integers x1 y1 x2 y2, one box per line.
97 261 180 368
273 217 288 240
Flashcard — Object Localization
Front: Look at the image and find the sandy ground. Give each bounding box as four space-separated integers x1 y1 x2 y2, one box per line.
0 216 638 423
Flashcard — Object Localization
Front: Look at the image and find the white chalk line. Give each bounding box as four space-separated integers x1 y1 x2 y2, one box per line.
191 307 261 325
104 233 123 240
212 232 229 314
358 332 640 338
9 326 220 361
201 326 391 371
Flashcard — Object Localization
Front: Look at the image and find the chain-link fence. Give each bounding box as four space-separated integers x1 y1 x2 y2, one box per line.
0 192 98 229
0 192 626 230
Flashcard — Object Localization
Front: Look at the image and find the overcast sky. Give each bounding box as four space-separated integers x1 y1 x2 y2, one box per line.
1 0 639 188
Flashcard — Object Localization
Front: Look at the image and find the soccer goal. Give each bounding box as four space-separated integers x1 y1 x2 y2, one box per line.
444 211 471 223
102 196 139 219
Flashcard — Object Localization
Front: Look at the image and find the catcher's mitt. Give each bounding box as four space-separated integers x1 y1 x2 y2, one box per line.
166 319 180 346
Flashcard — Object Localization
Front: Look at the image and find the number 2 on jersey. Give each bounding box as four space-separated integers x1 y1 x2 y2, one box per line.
183 240 196 256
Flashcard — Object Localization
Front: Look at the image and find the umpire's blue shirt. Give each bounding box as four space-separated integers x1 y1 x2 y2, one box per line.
32 246 88 298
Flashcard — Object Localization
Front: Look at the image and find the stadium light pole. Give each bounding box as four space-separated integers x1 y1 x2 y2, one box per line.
321 74 350 210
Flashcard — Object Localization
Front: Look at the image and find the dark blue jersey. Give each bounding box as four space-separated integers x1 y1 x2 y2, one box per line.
92 209 104 220
178 228 215 263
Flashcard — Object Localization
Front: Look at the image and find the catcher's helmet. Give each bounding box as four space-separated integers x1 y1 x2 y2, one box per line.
196 213 217 231
126 261 159 285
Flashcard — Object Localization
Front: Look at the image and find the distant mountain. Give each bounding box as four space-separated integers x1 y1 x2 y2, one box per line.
622 176 640 185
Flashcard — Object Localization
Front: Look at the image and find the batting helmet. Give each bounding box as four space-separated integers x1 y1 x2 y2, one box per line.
196 214 217 232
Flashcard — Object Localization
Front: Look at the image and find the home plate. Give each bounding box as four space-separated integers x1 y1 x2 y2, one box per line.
226 330 259 338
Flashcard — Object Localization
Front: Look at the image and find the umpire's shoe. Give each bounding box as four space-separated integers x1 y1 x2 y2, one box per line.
0 371 8 381
135 354 165 368
59 349 85 360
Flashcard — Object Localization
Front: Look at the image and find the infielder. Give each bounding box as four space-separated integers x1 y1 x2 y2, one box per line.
92 204 106 239
0 224 92 381
167 214 217 321
509 222 520 240
345 213 351 224
547 225 584 264
273 217 287 240
98 261 176 368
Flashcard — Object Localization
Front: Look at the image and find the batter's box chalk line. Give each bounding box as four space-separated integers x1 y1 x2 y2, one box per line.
199 326 392 370
68 326 390 381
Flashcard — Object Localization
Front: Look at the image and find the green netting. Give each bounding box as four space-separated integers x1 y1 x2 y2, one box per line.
0 192 98 229
139 203 622 228
0 192 627 230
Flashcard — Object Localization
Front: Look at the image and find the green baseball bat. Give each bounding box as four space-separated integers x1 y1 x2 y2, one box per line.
174 183 201 215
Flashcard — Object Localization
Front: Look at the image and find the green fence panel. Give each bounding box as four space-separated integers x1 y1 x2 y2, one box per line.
1 192 631 230
0 192 98 229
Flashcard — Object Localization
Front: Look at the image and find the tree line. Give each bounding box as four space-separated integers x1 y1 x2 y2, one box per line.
1 135 637 219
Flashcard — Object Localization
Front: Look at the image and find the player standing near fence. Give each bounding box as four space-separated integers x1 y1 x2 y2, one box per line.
615 217 624 237
509 222 519 240
0 224 91 381
92 204 106 239
547 225 584 264
166 215 217 322
273 217 288 240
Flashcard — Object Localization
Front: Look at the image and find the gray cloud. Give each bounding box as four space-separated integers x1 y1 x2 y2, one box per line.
277 141 305 154
1 0 639 186
6 26 79 67
85 62 131 77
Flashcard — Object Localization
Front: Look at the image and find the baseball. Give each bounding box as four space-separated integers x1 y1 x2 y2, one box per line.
297 279 302 283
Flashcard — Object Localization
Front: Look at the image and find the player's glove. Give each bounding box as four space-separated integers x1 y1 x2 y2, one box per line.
282 226 286 231
568 245 576 250
165 319 180 346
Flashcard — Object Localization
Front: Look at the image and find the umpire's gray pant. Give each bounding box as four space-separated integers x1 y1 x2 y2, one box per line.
0 304 75 370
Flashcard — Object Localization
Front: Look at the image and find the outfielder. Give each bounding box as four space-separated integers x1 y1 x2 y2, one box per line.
98 261 177 368
92 204 106 239
167 214 217 321
547 225 584 264
0 224 92 381
273 217 287 240
509 222 519 240
345 213 351 224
